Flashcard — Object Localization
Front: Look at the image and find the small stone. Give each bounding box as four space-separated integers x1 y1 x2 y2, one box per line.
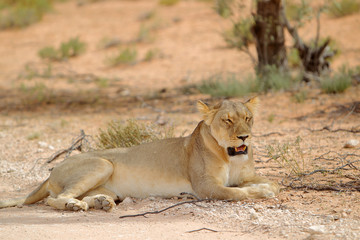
249 208 259 220
49 145 55 150
38 141 48 148
305 225 326 234
253 204 263 212
119 89 130 97
121 197 133 205
341 212 347 218
148 197 156 201
344 139 359 148
325 215 335 222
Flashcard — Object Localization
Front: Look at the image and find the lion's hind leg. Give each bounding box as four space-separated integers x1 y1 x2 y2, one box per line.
46 157 114 211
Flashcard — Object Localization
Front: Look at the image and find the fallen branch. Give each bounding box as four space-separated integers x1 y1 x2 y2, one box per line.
119 199 209 219
303 160 360 177
254 132 285 137
186 228 218 233
305 125 360 134
46 130 91 163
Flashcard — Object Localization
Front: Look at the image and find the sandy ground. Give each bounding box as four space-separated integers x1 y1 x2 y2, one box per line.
0 0 360 239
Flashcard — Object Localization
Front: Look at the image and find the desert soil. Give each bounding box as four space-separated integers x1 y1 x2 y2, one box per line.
0 0 360 239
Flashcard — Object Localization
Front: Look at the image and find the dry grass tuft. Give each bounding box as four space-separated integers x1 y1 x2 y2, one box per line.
96 119 174 149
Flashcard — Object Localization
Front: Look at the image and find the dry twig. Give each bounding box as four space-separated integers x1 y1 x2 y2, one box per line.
119 199 208 219
186 228 218 233
46 130 92 163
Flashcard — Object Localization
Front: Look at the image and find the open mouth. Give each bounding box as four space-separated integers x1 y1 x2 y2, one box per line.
227 145 248 156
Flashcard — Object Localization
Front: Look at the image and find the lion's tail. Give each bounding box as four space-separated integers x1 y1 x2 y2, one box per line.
0 179 49 208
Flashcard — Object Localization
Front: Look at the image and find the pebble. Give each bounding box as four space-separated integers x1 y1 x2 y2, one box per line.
305 225 326 234
249 208 259 220
38 141 48 148
344 139 359 148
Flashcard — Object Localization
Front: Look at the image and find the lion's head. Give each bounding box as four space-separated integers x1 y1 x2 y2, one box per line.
197 97 259 156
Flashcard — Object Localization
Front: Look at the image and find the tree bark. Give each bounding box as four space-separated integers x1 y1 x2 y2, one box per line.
252 0 287 72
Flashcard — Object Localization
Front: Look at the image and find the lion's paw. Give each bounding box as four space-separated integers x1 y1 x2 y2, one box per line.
249 183 276 198
66 199 89 211
93 195 115 211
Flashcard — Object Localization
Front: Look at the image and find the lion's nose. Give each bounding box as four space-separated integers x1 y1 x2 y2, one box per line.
237 135 248 141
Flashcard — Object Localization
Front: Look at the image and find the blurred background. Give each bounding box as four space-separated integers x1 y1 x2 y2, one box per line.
0 0 359 112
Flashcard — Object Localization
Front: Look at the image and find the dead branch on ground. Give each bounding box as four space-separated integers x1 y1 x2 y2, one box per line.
305 125 360 134
119 199 209 219
186 228 218 233
46 130 93 163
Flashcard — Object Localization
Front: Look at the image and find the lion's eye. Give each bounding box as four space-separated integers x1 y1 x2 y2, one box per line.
245 116 252 122
224 119 233 124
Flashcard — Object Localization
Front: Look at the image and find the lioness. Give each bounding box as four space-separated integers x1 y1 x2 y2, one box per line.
0 98 279 211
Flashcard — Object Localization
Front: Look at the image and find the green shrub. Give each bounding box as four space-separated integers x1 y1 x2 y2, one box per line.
288 48 301 68
96 119 174 149
38 37 86 61
144 48 161 62
136 24 153 43
320 65 352 94
38 46 59 61
59 37 86 59
292 90 308 103
0 0 52 29
254 65 299 92
326 0 360 18
222 17 254 50
197 67 298 97
158 0 180 6
214 0 233 18
285 0 312 23
197 73 252 97
107 47 138 66
19 82 52 104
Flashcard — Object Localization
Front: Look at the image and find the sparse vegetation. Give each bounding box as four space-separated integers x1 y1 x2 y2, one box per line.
326 0 360 18
287 48 301 68
59 37 86 59
106 47 138 66
38 37 86 61
136 24 154 43
222 17 254 50
198 66 299 97
292 90 308 103
38 47 59 61
96 119 174 149
27 132 41 140
267 136 307 177
197 73 252 97
214 0 233 18
158 0 180 6
320 65 353 94
267 114 275 123
0 0 53 29
253 65 299 92
285 0 312 23
19 82 52 104
144 48 161 62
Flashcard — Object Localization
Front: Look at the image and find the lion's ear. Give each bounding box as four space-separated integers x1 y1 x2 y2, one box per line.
197 100 216 125
245 96 259 115
197 100 210 115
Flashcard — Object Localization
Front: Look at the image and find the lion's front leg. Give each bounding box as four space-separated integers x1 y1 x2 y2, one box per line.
239 175 280 199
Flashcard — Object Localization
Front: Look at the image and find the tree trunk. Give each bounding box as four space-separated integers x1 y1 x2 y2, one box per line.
252 0 287 72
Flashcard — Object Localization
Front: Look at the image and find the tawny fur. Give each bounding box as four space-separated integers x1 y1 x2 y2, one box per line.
0 97 279 211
